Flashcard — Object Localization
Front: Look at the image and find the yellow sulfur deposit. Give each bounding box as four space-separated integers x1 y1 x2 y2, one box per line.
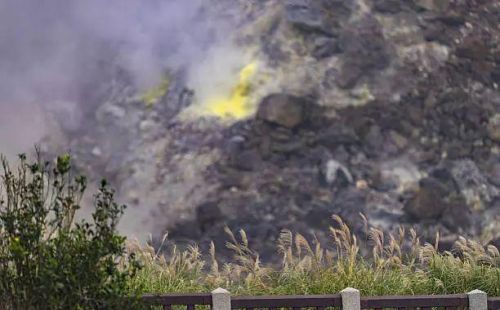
140 76 170 107
204 62 258 119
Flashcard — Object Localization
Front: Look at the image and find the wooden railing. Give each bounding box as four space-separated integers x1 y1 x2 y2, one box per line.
489 298 500 310
142 288 499 310
142 293 212 310
360 294 469 309
231 294 342 309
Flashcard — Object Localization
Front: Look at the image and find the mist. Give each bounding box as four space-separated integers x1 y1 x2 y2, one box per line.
0 0 242 159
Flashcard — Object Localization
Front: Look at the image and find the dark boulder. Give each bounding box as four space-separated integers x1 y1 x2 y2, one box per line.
337 17 391 88
336 65 363 89
230 149 261 171
412 0 450 12
257 94 308 129
331 188 368 233
196 201 223 234
312 37 342 59
373 0 402 13
440 195 472 233
456 36 489 61
285 0 338 36
305 202 335 229
404 177 450 220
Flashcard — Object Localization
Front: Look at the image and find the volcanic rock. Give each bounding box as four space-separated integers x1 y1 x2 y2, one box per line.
413 0 450 11
332 188 368 231
321 159 353 187
305 202 335 229
450 159 499 209
488 114 500 142
285 1 337 36
404 177 450 220
456 36 490 61
373 0 402 14
196 201 223 234
488 163 500 188
230 149 261 172
257 94 307 129
41 0 500 261
374 160 422 193
312 37 341 59
441 195 472 233
337 17 390 89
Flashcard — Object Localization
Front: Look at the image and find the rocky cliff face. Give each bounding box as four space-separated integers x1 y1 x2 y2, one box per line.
43 0 499 260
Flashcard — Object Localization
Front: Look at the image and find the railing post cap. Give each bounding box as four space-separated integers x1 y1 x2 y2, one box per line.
341 287 360 293
212 287 230 294
212 287 231 310
468 289 487 295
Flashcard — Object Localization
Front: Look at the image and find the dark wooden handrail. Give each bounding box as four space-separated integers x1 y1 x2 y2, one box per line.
140 292 500 309
231 294 342 308
141 293 212 306
360 294 469 308
489 297 500 310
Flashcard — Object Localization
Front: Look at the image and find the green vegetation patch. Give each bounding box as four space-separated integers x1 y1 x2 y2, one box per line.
127 221 500 297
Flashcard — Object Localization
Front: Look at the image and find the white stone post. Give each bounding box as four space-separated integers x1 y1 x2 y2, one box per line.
468 289 487 310
212 288 231 310
341 287 361 310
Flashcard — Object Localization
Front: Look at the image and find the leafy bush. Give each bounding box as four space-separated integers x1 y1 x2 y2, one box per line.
0 152 140 309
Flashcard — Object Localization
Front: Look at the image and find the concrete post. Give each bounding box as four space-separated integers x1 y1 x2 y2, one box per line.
468 289 487 310
341 287 361 310
212 287 231 310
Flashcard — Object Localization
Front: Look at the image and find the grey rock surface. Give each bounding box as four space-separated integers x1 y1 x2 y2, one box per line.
41 0 500 261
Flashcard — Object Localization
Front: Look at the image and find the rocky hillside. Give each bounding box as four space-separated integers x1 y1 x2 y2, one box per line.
43 0 499 260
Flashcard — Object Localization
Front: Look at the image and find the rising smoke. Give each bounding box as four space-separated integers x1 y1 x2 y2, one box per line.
0 0 246 159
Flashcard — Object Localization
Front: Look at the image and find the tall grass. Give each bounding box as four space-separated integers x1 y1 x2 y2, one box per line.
126 215 500 296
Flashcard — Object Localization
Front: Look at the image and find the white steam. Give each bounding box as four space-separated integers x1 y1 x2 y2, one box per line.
0 0 244 158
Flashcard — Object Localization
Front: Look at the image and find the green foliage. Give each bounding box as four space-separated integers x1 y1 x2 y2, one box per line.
0 152 141 309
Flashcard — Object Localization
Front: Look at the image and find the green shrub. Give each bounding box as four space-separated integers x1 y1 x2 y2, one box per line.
0 152 140 309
